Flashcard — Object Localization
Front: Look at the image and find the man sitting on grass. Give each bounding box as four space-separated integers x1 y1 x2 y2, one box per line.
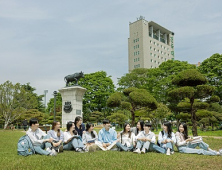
133 122 156 154
26 118 57 156
97 119 117 151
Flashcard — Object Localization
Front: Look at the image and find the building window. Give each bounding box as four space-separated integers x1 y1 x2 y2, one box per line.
161 45 162 48
165 58 166 61
158 62 160 65
150 46 152 50
138 45 139 48
151 66 153 68
154 42 156 45
154 54 156 57
155 60 156 63
161 57 163 60
168 54 169 56
138 38 139 42
158 50 160 53
138 51 139 55
138 64 140 67
151 59 153 62
157 43 159 46
150 53 152 56
158 56 159 59
138 58 140 61
150 40 152 43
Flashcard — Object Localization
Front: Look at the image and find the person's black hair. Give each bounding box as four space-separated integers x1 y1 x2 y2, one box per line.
103 119 110 124
144 122 152 127
163 122 172 138
67 121 77 135
161 121 168 127
29 118 38 126
178 122 188 140
67 121 73 131
137 120 144 134
86 123 95 138
74 116 82 130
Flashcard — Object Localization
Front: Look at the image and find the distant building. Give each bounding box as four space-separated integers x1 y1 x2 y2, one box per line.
128 16 175 72
193 62 202 67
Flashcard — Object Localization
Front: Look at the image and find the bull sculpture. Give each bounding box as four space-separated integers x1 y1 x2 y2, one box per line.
64 71 84 86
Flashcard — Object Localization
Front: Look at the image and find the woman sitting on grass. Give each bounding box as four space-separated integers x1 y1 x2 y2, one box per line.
117 120 144 146
63 121 87 152
74 116 85 138
131 120 144 137
47 121 64 153
116 122 135 152
175 122 222 156
152 121 176 155
82 123 98 152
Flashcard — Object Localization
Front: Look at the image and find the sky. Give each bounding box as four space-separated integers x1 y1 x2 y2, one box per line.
0 0 222 104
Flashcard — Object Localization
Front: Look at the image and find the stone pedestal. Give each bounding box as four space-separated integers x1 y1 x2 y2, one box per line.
58 86 87 128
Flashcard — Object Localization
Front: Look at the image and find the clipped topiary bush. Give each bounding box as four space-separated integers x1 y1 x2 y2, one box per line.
172 69 207 86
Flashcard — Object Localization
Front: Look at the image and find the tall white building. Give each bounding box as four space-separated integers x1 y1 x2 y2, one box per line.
128 16 175 72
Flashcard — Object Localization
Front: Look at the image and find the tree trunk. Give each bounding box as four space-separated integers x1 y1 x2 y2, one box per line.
131 110 135 126
176 118 180 129
4 119 10 130
190 98 198 136
156 119 158 131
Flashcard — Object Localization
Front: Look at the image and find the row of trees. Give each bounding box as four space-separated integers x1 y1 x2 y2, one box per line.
113 54 222 135
1 53 222 136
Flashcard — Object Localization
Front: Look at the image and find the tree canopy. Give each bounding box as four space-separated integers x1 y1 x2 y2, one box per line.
74 71 115 121
118 60 196 103
107 88 157 125
168 69 216 136
198 53 222 104
0 81 43 129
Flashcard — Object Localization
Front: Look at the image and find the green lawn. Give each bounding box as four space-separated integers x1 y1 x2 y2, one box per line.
0 130 222 170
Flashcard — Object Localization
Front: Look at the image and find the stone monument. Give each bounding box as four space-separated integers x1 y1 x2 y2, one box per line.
59 72 86 128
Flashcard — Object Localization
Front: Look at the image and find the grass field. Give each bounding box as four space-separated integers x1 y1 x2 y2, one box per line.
0 130 222 170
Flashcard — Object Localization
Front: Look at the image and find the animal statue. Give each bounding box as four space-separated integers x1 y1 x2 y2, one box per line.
64 71 84 86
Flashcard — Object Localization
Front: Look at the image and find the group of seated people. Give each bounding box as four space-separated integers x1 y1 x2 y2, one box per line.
26 117 222 156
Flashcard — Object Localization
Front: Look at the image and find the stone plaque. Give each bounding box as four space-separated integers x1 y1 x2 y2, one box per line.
76 110 81 115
